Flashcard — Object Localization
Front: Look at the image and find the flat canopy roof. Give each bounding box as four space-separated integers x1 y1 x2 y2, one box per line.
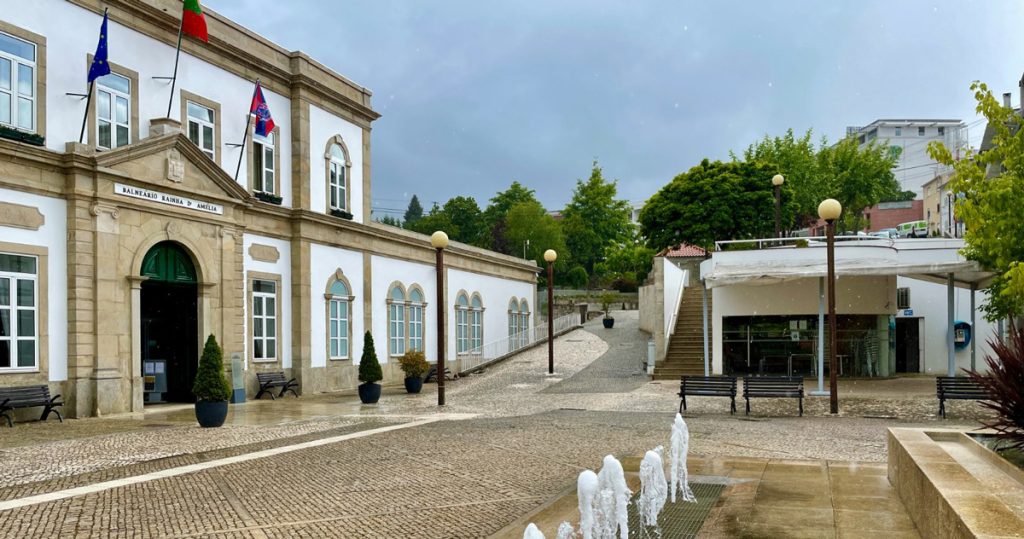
700 239 994 289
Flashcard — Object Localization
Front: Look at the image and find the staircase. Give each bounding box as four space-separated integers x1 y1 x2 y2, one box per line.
653 284 711 380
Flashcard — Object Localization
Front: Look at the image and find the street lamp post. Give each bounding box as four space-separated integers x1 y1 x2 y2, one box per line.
544 249 557 375
431 231 449 406
772 174 784 239
818 199 842 414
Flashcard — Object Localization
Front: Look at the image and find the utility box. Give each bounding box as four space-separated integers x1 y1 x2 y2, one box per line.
230 353 246 404
143 359 167 403
647 338 656 375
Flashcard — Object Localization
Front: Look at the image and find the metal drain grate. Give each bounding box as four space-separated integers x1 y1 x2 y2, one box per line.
626 482 724 538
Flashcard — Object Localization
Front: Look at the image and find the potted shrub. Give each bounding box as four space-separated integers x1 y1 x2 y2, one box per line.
193 334 232 428
398 350 429 394
358 331 383 404
600 292 616 329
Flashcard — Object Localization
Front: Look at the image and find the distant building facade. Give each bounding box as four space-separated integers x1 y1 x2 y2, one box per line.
846 119 966 197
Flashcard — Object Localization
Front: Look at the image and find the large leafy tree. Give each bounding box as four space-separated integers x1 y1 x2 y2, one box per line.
639 160 790 251
403 195 424 226
929 81 1024 322
817 136 903 232
503 200 569 277
406 197 484 245
561 161 632 274
738 128 823 227
407 203 454 238
480 181 540 254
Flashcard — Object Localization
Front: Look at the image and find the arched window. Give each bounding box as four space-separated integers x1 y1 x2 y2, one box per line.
408 286 425 352
388 283 406 356
456 292 470 354
508 298 520 346
325 136 351 213
326 271 353 360
470 294 484 352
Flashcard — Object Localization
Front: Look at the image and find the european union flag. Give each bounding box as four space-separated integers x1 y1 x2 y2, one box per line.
87 11 111 83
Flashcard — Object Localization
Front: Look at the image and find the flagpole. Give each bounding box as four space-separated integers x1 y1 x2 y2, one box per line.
78 81 96 144
166 20 184 118
233 81 258 183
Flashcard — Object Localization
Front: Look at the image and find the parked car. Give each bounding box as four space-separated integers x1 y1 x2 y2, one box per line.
897 220 928 238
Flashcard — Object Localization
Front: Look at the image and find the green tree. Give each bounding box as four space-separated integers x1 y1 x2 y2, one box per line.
192 335 231 401
597 235 657 284
359 331 383 383
403 195 423 226
817 136 902 232
408 203 455 237
738 128 823 227
481 181 541 254
640 160 788 251
561 161 632 274
929 81 1024 321
440 196 483 245
503 200 569 273
376 215 402 227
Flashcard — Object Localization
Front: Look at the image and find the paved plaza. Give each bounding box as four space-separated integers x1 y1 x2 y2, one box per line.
0 312 991 537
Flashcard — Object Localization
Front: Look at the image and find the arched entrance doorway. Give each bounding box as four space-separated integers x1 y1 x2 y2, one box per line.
140 241 199 403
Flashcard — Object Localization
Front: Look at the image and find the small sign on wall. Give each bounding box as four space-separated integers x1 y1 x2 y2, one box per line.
903 309 914 316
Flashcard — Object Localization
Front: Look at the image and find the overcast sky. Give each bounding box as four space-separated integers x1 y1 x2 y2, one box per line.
208 1 1024 217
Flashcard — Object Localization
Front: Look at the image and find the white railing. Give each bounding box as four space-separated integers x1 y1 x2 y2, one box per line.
714 235 896 251
458 311 582 374
664 265 689 343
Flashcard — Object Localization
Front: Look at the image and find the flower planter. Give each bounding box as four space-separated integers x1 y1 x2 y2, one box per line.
358 382 381 404
253 191 283 205
603 318 615 329
404 376 424 394
330 208 354 220
194 400 228 428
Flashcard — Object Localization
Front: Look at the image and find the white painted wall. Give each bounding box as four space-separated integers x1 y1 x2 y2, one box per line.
711 275 895 374
855 122 964 196
662 260 687 347
897 277 996 375
446 268 536 362
309 243 364 368
242 234 292 369
308 104 364 223
369 256 436 365
8 0 305 206
0 188 67 381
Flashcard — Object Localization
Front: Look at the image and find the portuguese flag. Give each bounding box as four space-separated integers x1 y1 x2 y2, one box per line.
181 0 208 42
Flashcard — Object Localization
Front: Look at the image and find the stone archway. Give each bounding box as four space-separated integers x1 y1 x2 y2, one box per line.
139 241 199 403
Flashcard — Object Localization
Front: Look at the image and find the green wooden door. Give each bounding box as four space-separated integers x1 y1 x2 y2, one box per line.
141 242 197 284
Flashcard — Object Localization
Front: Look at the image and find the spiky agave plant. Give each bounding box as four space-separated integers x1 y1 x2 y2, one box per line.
968 326 1024 450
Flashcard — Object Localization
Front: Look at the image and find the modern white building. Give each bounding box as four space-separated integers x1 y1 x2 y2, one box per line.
0 0 539 418
846 119 967 197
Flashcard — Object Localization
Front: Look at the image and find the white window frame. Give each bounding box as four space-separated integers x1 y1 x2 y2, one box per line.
519 303 530 349
894 127 901 137
329 147 347 211
96 73 131 150
328 296 350 360
456 294 469 355
470 308 483 353
252 280 277 362
0 31 36 132
917 126 925 136
253 131 275 194
187 100 216 160
389 299 406 357
0 253 38 372
408 303 424 353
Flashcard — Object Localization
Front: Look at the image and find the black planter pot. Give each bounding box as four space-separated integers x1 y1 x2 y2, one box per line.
404 376 424 394
603 317 615 329
194 400 228 428
358 382 381 404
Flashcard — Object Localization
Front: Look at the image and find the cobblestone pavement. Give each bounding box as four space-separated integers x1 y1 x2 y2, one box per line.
0 311 995 537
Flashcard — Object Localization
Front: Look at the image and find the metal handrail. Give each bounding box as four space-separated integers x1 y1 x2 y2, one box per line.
457 312 582 374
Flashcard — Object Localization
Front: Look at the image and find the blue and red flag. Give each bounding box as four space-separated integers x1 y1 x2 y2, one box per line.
249 82 275 137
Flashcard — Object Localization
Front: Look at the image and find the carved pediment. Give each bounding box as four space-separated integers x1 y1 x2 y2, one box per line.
95 133 252 205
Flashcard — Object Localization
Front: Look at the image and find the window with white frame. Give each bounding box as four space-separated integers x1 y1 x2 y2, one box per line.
252 280 277 361
897 287 911 311
96 73 130 149
456 293 470 354
470 294 483 352
894 127 901 137
917 126 925 136
187 101 215 160
327 278 350 360
408 288 424 352
388 284 406 356
0 31 36 131
253 131 275 194
328 143 347 211
508 298 520 347
519 300 530 348
0 253 37 370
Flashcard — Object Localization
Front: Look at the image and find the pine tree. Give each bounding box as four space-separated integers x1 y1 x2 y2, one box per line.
358 331 383 384
404 195 424 225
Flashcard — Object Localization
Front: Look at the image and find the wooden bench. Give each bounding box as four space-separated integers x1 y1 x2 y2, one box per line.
0 385 63 428
936 376 990 418
255 372 299 400
743 376 804 416
678 375 737 414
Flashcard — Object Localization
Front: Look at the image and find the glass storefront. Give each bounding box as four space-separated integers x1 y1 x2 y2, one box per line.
723 315 893 377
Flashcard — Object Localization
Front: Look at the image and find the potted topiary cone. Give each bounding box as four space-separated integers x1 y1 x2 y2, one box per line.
358 331 383 404
600 292 616 329
398 350 429 394
193 334 232 428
